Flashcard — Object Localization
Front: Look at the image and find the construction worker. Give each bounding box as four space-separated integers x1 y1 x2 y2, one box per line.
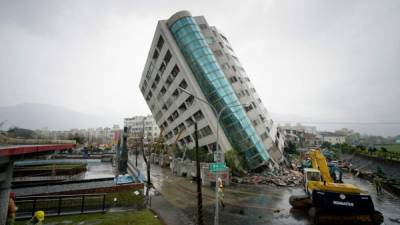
6 192 17 225
373 175 383 194
217 178 225 209
26 211 45 225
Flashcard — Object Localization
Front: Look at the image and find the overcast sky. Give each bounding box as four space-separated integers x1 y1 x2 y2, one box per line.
0 0 399 136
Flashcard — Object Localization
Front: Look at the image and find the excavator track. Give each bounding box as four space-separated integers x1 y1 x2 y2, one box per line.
308 207 384 225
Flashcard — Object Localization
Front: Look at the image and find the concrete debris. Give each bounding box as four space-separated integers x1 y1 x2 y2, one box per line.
389 218 400 224
232 169 304 187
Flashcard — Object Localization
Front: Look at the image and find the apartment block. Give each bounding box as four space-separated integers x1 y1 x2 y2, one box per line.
139 11 284 169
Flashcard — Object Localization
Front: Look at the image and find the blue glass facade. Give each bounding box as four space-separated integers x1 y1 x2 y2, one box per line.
169 16 270 168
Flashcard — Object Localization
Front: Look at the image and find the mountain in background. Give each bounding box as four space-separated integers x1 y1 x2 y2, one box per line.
0 103 397 136
0 103 119 130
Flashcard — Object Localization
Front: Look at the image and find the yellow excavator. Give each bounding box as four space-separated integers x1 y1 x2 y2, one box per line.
289 149 383 225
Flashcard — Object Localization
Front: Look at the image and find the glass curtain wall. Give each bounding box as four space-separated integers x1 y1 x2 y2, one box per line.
169 16 269 168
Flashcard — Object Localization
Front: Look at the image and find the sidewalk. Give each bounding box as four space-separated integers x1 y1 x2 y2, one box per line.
151 194 195 225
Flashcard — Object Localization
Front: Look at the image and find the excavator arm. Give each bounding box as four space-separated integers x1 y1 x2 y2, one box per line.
308 149 334 183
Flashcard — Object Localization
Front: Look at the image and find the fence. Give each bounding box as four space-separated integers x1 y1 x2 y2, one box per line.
15 193 106 219
356 150 400 161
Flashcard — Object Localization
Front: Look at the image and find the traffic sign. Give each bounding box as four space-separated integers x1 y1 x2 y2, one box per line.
209 162 226 172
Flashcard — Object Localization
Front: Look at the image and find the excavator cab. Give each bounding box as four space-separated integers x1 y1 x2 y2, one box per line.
304 168 321 182
304 168 322 194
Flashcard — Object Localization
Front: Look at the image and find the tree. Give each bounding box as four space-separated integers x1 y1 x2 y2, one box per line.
284 141 298 155
321 141 332 150
225 149 245 175
73 133 85 144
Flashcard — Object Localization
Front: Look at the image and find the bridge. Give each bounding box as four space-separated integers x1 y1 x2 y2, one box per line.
0 144 75 157
0 143 75 225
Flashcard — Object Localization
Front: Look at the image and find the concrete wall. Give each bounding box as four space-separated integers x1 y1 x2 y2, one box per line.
341 153 400 180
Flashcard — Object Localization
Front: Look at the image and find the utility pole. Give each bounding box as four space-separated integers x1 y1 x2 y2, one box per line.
141 118 151 191
195 122 203 225
118 127 128 174
135 142 139 167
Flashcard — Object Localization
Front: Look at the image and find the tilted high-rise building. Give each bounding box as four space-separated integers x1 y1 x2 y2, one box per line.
139 11 284 170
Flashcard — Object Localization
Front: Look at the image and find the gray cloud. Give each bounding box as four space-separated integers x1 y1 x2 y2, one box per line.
0 0 399 136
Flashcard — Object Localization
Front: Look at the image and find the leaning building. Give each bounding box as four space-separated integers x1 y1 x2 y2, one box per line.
139 11 284 170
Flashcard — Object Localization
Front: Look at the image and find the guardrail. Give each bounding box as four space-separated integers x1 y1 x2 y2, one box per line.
356 150 400 161
15 193 106 219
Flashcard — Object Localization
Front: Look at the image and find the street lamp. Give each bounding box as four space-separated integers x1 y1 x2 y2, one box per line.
178 87 247 225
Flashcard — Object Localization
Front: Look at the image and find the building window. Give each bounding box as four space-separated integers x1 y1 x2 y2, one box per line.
172 89 180 99
179 80 188 89
260 132 268 141
162 104 168 111
199 126 213 137
165 75 173 88
185 95 194 107
154 74 160 84
199 24 208 30
231 65 236 72
213 50 223 57
152 49 159 60
178 103 187 113
164 50 172 65
151 82 156 90
193 110 204 121
156 36 164 50
160 86 166 95
218 42 224 49
221 63 230 70
172 110 179 120
244 104 254 112
184 135 193 143
146 91 152 101
185 117 194 127
220 34 228 42
171 65 180 77
252 119 259 127
149 62 155 73
178 123 185 131
159 62 166 75
206 37 214 44
229 76 238 84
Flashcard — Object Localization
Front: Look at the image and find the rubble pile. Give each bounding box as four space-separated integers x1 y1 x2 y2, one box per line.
232 169 304 187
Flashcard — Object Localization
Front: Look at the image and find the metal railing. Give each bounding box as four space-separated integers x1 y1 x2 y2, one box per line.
15 193 106 219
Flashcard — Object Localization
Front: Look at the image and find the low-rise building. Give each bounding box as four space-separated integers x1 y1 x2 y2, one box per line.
124 115 161 140
320 132 346 145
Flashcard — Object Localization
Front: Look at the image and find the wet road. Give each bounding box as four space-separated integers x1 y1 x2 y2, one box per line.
135 157 400 225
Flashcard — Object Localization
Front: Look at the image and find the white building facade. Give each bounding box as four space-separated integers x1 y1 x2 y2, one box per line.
139 11 284 169
124 115 160 139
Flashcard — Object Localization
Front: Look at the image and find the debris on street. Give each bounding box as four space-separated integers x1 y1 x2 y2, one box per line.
232 169 304 187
